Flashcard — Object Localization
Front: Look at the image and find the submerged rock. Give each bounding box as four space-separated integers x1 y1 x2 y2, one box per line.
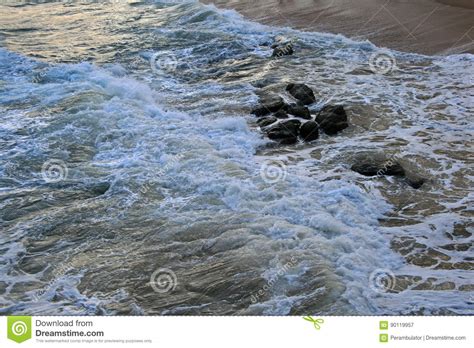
299 121 319 142
89 182 111 196
351 154 425 189
251 95 285 117
351 160 405 177
286 103 311 119
315 105 349 135
286 83 316 105
266 119 301 144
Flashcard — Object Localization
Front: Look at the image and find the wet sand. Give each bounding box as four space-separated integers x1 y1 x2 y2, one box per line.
202 0 474 55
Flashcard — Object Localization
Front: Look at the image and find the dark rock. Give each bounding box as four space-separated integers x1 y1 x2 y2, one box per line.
266 119 301 144
257 116 277 128
299 121 319 142
285 83 316 105
351 154 426 189
251 106 270 117
251 95 285 117
351 159 405 177
273 110 288 119
315 105 349 135
406 176 425 189
286 103 311 119
280 119 301 132
90 182 110 196
272 43 294 57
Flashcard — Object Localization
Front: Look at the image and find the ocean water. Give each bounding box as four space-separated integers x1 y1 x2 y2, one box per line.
0 0 472 315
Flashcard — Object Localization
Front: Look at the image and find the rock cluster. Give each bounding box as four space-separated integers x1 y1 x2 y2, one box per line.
252 83 348 145
249 38 425 189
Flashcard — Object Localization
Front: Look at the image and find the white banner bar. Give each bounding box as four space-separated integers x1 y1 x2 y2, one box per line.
1 316 472 347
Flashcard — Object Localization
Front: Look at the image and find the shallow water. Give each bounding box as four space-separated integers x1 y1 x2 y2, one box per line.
0 0 472 315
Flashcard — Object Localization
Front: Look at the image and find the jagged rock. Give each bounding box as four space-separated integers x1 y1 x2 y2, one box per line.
251 95 285 117
299 121 319 142
315 105 348 135
285 83 316 105
286 103 311 119
266 119 301 144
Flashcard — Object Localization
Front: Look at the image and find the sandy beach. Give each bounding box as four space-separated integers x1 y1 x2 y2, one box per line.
202 0 474 55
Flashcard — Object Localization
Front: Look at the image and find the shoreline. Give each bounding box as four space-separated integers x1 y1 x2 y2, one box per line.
201 0 474 55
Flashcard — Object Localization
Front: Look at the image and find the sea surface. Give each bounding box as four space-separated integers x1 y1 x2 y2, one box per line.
0 0 472 315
